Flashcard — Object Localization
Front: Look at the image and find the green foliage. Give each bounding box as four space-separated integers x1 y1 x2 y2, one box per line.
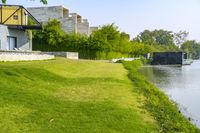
40 0 47 4
33 20 181 59
1 0 6 3
136 29 175 46
89 23 120 51
33 22 134 59
134 29 180 53
131 41 153 57
122 60 200 133
135 30 155 45
174 31 189 47
181 40 200 59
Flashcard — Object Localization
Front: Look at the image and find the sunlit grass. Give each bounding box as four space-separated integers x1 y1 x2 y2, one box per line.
0 58 158 133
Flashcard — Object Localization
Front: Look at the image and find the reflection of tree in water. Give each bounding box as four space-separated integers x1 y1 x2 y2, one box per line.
139 66 182 90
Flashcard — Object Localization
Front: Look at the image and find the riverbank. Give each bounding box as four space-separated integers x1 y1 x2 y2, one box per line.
122 60 200 132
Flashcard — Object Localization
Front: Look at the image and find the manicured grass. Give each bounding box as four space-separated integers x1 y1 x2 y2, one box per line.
0 58 158 133
122 60 200 133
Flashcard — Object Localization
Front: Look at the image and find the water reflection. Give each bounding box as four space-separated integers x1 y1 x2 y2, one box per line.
139 61 200 128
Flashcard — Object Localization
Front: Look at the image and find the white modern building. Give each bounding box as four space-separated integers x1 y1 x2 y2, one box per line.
28 6 95 36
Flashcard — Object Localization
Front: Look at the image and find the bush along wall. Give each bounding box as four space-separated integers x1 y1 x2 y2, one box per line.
32 20 155 60
33 19 196 60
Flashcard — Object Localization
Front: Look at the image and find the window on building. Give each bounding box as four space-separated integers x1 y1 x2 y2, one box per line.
13 15 18 20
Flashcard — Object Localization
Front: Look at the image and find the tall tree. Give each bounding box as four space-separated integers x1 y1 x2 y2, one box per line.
135 30 155 45
153 29 174 46
135 29 175 46
174 30 189 48
1 0 47 4
89 24 120 51
181 40 200 59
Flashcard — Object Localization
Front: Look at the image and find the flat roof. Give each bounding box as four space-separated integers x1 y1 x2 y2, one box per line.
27 5 69 11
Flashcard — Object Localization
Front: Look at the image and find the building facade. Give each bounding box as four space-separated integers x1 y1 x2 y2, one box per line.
0 5 28 26
0 4 41 51
28 6 94 36
0 24 31 50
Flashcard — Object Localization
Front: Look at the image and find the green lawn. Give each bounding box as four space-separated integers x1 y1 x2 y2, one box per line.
0 58 158 133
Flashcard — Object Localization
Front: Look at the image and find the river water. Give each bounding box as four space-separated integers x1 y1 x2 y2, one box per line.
138 60 200 128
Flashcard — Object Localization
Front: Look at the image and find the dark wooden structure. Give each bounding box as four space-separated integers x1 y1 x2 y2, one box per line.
153 52 185 65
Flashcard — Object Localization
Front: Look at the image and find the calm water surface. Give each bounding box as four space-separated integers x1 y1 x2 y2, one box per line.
139 60 200 128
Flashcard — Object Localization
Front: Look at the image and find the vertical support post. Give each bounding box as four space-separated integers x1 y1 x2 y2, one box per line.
21 7 23 25
1 5 2 23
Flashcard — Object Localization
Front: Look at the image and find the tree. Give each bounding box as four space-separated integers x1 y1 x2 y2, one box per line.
2 0 47 4
153 29 174 46
181 40 200 59
89 24 120 51
33 19 65 48
118 32 132 53
174 31 189 48
135 30 155 45
135 29 175 46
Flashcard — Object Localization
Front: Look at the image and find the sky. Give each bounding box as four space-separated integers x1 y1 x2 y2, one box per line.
4 0 200 41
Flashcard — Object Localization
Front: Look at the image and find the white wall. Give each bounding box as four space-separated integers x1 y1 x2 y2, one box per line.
0 52 55 62
0 24 31 51
28 6 64 22
77 21 89 35
0 25 8 50
59 18 76 34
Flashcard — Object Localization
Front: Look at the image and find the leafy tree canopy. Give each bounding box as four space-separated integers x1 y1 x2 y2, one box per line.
174 31 189 47
181 40 200 59
89 23 120 51
135 29 175 46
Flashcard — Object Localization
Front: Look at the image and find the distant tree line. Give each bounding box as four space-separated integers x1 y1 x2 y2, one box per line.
32 19 200 59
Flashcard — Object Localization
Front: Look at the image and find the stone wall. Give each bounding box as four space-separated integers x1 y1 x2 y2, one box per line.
59 18 76 34
66 52 79 59
0 51 55 62
0 24 31 51
43 52 79 59
77 19 89 35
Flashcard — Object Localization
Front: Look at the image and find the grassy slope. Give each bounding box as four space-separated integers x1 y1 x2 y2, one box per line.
122 60 200 133
0 58 158 133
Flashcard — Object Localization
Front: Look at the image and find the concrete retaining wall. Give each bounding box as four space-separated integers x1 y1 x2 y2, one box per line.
66 52 79 59
0 51 55 62
43 52 79 59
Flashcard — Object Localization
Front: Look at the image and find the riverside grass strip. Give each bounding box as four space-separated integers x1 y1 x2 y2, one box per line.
122 60 200 133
